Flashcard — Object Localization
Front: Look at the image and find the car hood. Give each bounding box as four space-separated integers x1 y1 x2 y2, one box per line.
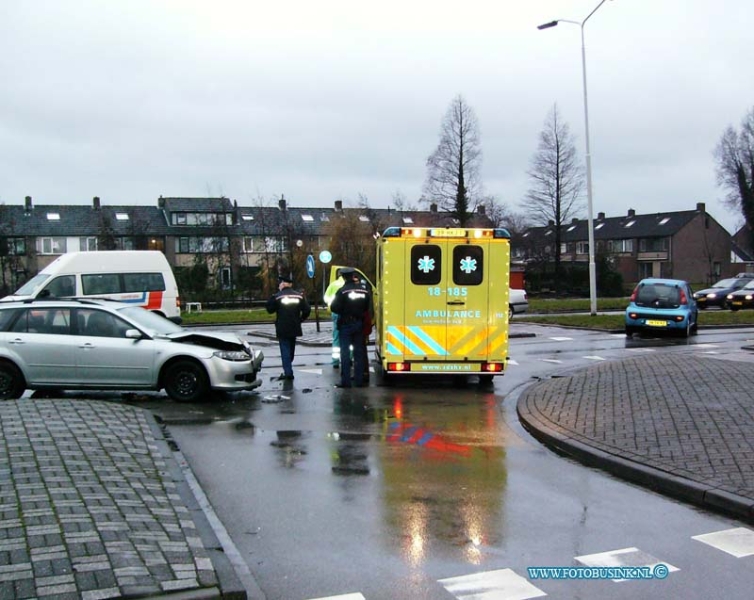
165 330 249 350
694 287 730 295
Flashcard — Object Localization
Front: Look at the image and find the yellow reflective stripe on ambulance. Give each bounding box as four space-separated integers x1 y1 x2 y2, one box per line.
385 325 507 357
386 326 448 356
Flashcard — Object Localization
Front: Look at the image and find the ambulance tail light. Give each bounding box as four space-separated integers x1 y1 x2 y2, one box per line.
387 362 409 372
482 362 504 373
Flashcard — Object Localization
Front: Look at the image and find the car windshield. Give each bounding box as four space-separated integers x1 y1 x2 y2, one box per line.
117 305 184 335
742 280 754 290
635 283 682 308
13 273 50 295
711 278 738 288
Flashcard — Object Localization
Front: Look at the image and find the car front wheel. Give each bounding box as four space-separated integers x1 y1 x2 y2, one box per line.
0 361 26 400
163 360 210 402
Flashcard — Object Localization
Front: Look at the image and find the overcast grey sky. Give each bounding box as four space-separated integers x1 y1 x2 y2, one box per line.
2 0 752 234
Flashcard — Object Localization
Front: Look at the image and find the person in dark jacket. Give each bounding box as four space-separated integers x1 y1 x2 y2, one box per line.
330 268 372 388
265 275 311 380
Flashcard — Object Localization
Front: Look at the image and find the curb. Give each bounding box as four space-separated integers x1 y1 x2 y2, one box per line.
515 371 754 524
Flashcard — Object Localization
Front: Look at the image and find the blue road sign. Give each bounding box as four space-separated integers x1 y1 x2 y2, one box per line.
306 254 316 278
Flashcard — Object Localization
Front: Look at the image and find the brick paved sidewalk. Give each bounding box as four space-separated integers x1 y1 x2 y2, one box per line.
0 400 242 600
517 353 754 522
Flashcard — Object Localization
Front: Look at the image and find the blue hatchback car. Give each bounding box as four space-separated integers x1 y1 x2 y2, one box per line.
625 278 698 338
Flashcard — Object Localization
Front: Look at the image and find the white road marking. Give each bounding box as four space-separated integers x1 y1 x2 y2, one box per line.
439 568 546 600
549 337 573 341
298 368 323 375
540 359 563 364
692 527 754 557
507 359 520 366
309 594 366 600
583 356 607 361
575 547 679 582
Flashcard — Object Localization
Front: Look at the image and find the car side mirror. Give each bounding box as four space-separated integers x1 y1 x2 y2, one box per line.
125 329 143 339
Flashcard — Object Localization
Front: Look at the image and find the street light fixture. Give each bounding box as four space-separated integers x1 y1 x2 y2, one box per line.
538 0 613 316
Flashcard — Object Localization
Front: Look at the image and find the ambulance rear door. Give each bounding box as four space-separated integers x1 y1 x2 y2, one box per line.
401 233 491 366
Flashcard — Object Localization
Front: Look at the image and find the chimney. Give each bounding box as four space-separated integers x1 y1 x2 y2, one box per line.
430 203 437 213
278 195 286 210
627 209 635 217
598 212 605 220
477 204 486 216
572 217 579 224
24 196 32 211
158 195 165 208
334 200 343 212
93 196 100 210
548 219 555 226
696 202 706 212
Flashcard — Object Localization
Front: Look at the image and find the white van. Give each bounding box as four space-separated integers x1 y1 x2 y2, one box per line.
2 251 182 322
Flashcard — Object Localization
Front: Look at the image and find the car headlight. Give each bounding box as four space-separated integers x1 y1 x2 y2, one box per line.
746 295 753 301
706 293 717 298
213 350 251 361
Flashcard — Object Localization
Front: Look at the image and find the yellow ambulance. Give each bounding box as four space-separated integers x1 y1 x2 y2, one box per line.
373 225 510 384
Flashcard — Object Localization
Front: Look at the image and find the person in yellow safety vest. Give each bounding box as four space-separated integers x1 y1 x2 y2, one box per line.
324 268 345 368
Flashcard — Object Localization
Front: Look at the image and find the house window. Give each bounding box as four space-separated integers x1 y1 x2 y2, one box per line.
4 237 26 255
219 267 232 290
177 237 229 254
38 237 66 255
608 239 633 253
175 213 187 225
80 237 98 252
713 262 721 277
302 215 314 222
114 237 135 250
577 241 589 254
263 237 286 253
560 243 568 254
638 262 654 279
639 237 669 252
115 213 129 221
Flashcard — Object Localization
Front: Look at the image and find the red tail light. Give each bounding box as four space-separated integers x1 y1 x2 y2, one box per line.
629 286 638 302
679 288 688 305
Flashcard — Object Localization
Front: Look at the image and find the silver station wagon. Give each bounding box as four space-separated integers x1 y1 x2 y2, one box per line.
0 298 264 401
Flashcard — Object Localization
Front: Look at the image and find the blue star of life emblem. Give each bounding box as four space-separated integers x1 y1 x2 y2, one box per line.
417 255 435 274
460 256 477 274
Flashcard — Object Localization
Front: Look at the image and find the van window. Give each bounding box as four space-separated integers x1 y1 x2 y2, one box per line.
411 245 442 285
82 274 121 295
453 245 483 286
122 273 165 292
45 275 76 297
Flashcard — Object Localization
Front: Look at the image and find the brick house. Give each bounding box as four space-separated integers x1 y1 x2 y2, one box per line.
520 202 739 289
0 195 494 297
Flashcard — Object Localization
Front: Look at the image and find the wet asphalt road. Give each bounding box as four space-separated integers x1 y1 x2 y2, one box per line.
142 324 754 600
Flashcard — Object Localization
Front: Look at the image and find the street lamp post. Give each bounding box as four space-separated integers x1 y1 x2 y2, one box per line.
538 0 612 316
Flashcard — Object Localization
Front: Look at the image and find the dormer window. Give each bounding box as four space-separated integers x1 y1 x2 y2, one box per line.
359 215 370 222
242 215 254 221
47 212 60 220
302 214 314 222
403 217 414 224
115 213 129 221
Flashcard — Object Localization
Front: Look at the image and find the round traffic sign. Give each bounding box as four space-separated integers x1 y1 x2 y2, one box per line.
319 250 332 264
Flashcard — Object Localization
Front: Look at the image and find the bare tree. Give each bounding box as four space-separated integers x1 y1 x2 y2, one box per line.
714 107 754 249
524 104 585 291
423 95 484 226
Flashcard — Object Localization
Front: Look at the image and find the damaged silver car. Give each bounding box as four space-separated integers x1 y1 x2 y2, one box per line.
0 298 264 402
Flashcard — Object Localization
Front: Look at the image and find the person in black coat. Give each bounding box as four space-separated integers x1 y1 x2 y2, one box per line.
330 268 372 388
265 275 311 380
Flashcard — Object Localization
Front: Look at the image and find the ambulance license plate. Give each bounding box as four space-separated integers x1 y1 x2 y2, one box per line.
412 363 481 373
646 319 668 327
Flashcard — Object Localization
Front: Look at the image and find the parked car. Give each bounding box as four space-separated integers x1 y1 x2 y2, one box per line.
509 288 529 319
692 273 754 309
625 278 698 338
0 298 264 401
726 279 754 311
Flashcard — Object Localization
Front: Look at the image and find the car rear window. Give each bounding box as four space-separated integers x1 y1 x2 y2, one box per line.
636 283 682 308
